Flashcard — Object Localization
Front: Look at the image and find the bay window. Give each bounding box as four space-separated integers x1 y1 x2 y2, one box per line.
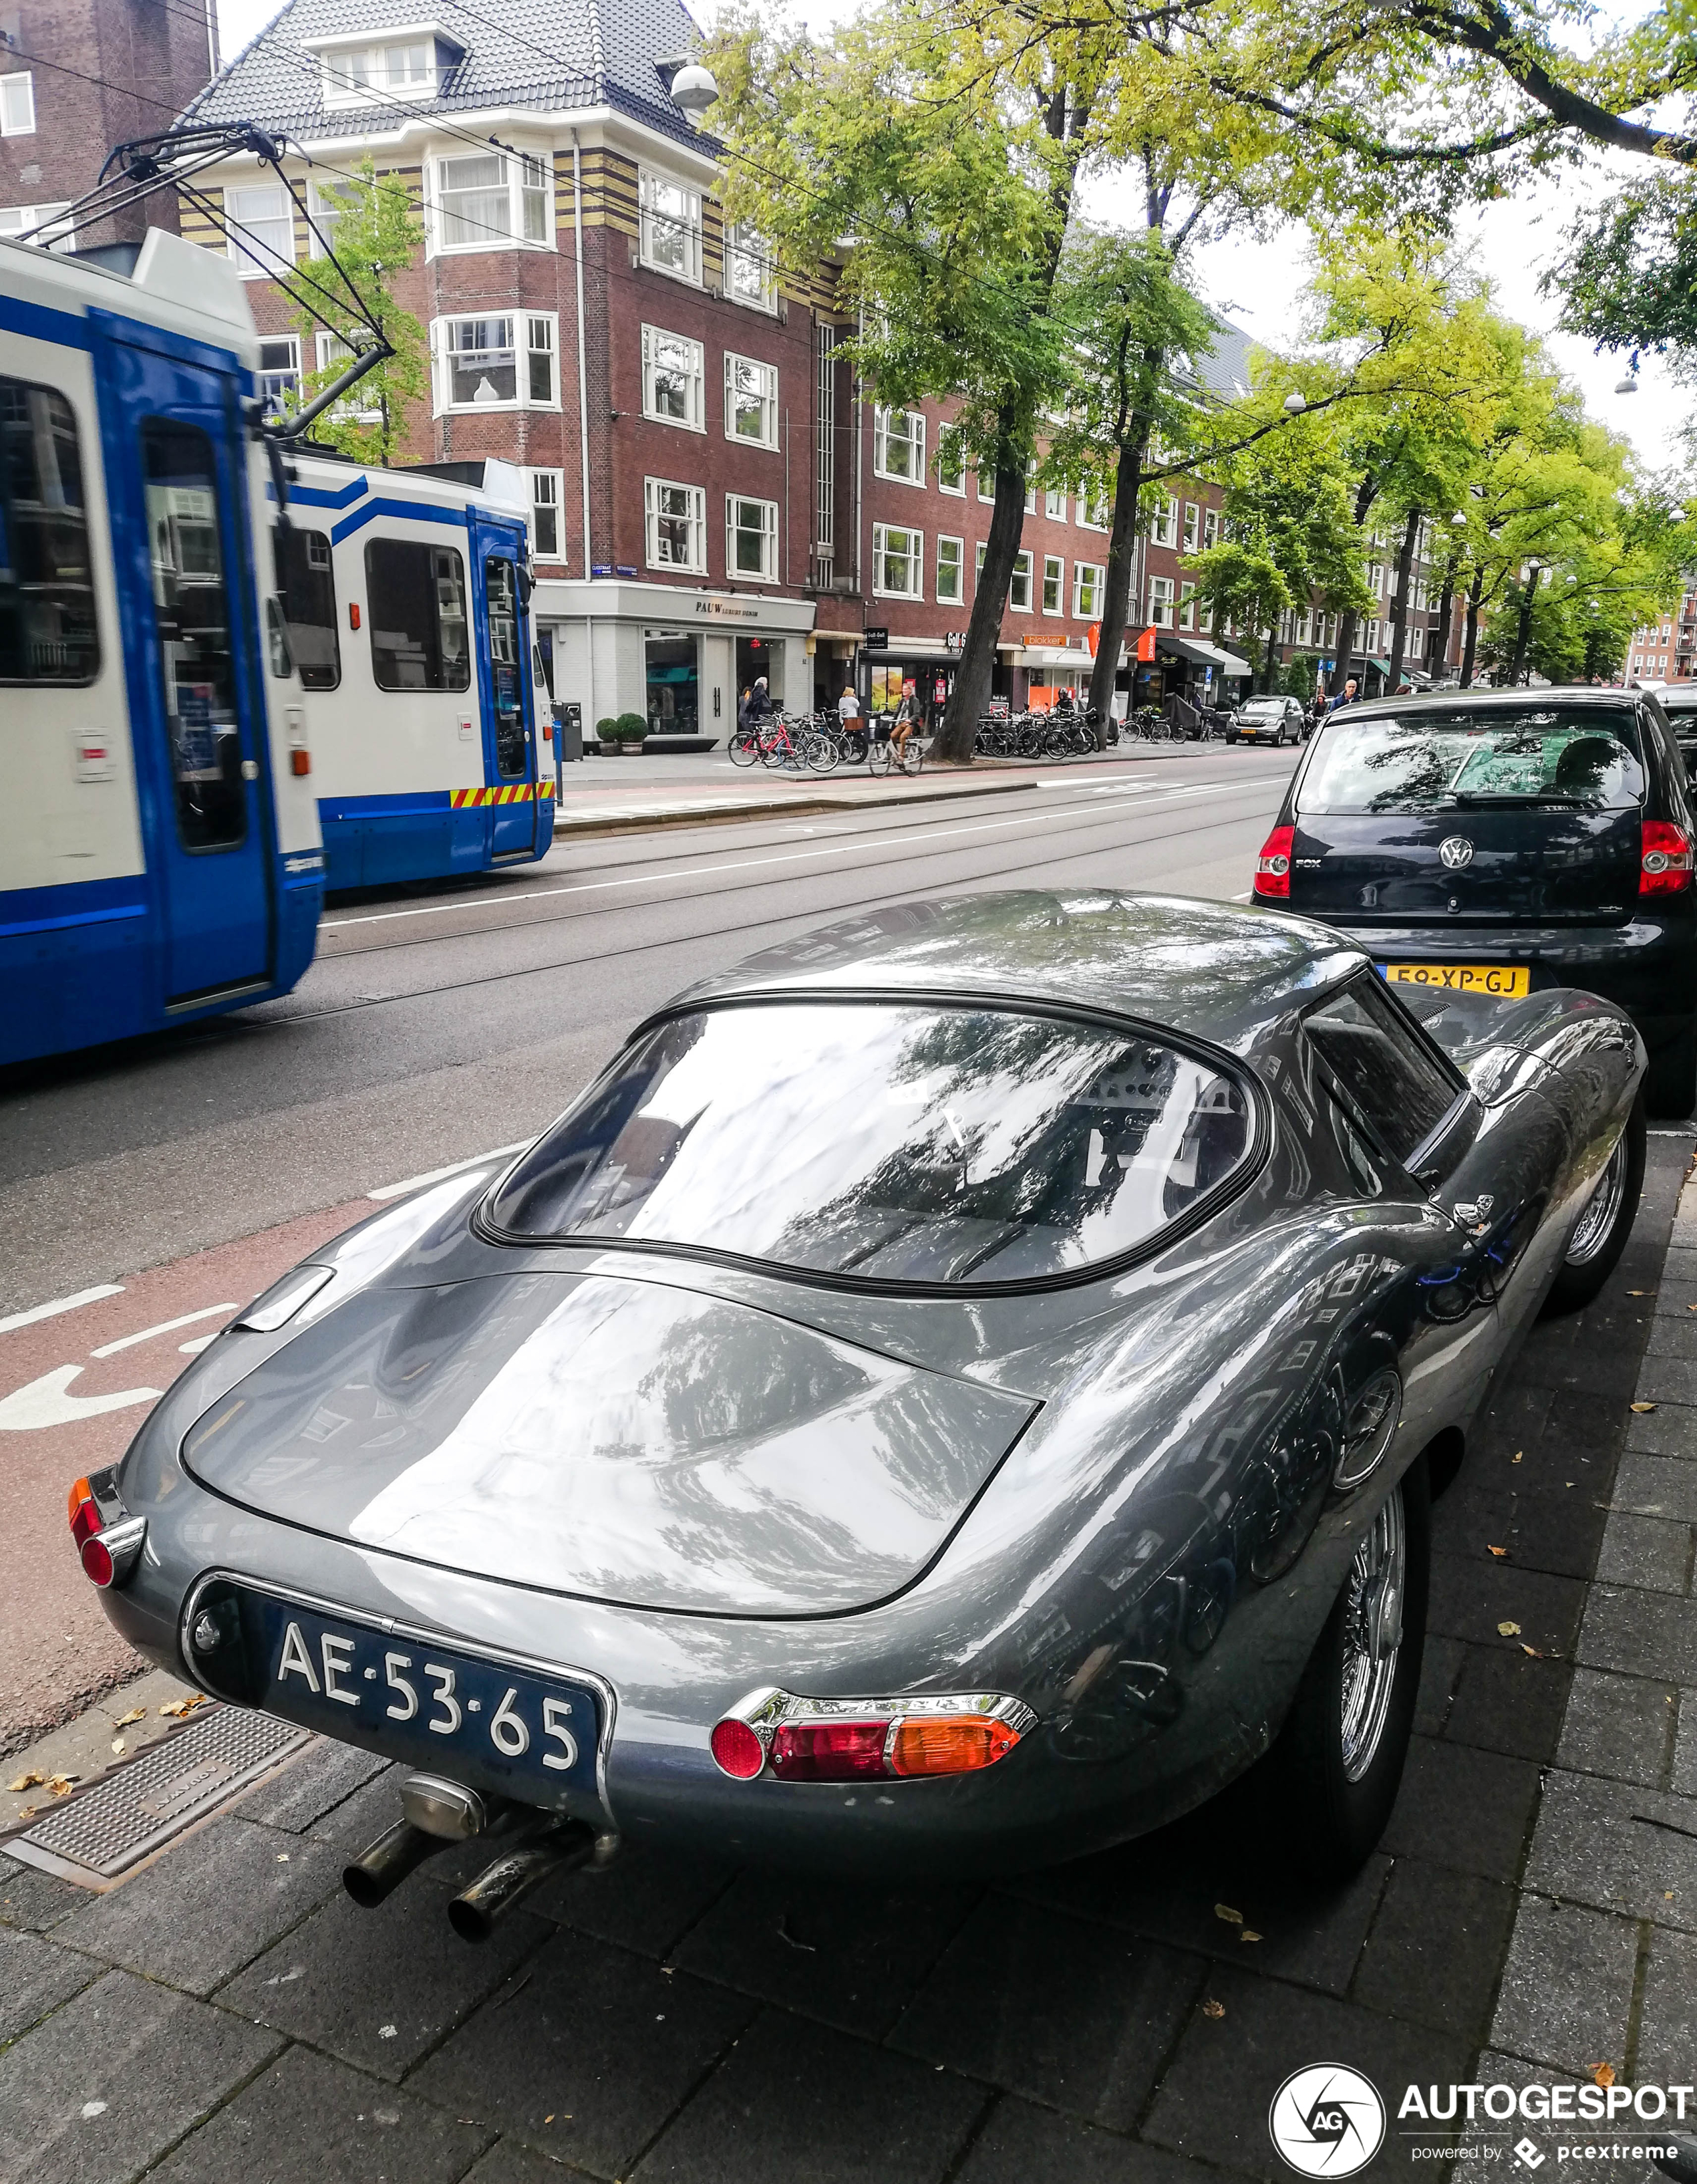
432 314 558 411
434 152 551 252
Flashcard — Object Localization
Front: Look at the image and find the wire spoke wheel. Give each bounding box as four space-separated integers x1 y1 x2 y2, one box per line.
1339 1486 1406 1783
1566 1131 1628 1266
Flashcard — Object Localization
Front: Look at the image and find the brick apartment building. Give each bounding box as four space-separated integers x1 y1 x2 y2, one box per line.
0 0 216 253
1625 593 1697 686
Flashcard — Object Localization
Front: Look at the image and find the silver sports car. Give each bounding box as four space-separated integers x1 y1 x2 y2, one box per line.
78 894 1642 1937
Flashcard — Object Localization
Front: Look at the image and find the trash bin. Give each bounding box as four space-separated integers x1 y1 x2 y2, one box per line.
555 702 583 764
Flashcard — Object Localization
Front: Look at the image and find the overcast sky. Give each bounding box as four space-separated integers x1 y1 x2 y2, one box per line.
212 0 1693 479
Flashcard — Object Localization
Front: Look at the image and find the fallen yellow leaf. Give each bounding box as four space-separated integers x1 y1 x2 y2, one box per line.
8 1771 44 1793
112 1708 145 1727
1630 1401 1658 1413
1499 1621 1522 1637
47 1776 74 1798
110 1740 125 1756
1203 1998 1226 2020
1593 2064 1615 2090
1214 1903 1243 1924
1241 1929 1263 1943
1487 1544 1509 1558
1511 1451 1523 1463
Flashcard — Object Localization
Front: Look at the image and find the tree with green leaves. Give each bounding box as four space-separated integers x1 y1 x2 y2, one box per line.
289 158 428 465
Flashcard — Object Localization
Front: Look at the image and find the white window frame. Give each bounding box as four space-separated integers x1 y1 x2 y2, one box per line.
639 168 702 285
873 406 927 486
317 38 437 108
724 352 777 448
1203 508 1220 550
1074 561 1103 619
724 221 777 313
645 476 706 573
530 468 565 562
430 312 560 414
0 72 36 135
872 521 923 600
315 332 382 423
937 426 965 497
1183 502 1199 553
1009 549 1033 612
1148 575 1175 628
1044 488 1067 521
936 534 964 604
1042 553 1065 616
226 182 295 278
641 324 705 432
726 493 778 580
432 150 552 255
257 333 303 413
1076 488 1109 531
0 201 73 251
1179 581 1197 632
305 180 346 258
1151 497 1177 547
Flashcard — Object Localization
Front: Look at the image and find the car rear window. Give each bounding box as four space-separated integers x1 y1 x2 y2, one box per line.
1298 706 1646 815
486 1002 1255 1285
1305 978 1461 1166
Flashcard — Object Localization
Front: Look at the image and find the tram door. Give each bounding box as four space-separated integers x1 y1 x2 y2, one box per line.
474 518 540 858
94 320 273 1002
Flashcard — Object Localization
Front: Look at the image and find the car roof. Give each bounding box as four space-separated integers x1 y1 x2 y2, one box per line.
1344 685 1642 723
677 892 1367 1050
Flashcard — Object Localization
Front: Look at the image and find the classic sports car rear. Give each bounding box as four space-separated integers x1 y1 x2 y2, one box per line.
79 894 1643 1929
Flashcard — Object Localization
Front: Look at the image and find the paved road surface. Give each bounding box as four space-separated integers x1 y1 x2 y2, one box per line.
0 746 1293 1748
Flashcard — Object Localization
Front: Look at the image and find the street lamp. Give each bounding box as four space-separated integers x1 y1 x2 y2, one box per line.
670 63 720 123
1281 390 1306 414
1614 371 1640 395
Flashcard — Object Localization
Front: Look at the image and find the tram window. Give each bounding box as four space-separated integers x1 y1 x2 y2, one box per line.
365 537 470 691
485 556 526 778
141 418 246 854
274 523 339 689
0 375 100 685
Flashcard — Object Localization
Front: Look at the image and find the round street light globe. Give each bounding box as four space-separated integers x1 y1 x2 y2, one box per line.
1282 390 1306 414
1615 374 1640 394
670 63 720 117
1671 507 1688 523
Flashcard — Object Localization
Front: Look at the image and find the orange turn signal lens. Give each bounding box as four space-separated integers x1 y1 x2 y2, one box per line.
67 1476 101 1544
889 1715 1023 1777
290 749 311 777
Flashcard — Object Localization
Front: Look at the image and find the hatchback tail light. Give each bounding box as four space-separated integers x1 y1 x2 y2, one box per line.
67 1472 145 1589
1640 820 1694 894
1255 825 1295 899
709 1687 1036 1784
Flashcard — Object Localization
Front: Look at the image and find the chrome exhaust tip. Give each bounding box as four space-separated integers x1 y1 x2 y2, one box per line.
343 1819 452 1909
447 1818 599 1943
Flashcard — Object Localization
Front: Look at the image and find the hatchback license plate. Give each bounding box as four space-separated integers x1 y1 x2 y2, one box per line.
1380 962 1531 998
246 1591 601 1796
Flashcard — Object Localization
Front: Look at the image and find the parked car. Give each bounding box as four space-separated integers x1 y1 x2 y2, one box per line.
78 892 1642 1936
1253 687 1697 1115
1650 682 1697 784
1230 695 1307 746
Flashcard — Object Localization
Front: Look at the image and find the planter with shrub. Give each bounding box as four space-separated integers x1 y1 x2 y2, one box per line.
596 712 650 755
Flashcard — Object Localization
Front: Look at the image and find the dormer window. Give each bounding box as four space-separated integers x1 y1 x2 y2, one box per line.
309 25 463 108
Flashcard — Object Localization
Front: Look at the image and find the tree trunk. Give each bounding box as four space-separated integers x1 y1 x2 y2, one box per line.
1460 571 1485 688
1386 507 1421 688
1509 565 1540 684
1085 432 1146 737
935 410 1031 763
1333 605 1360 696
1431 561 1457 678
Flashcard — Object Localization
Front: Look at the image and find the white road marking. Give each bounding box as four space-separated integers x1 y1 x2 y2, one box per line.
0 1366 161 1431
90 1304 237 1359
322 778 1277 934
368 1140 532 1202
0 1284 124 1339
179 1334 218 1355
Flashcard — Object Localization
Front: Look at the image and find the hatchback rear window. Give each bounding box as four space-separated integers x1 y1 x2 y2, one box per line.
486 1002 1255 1285
1298 706 1646 815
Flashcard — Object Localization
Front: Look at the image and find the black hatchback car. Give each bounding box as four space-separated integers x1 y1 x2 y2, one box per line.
1252 687 1697 1115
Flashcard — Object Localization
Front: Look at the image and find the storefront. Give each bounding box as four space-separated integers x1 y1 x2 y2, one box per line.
1152 632 1253 708
859 636 961 722
1008 642 1094 710
533 579 816 746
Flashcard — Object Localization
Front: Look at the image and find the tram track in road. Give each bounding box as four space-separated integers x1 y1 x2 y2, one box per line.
311 764 1296 967
271 777 1294 1026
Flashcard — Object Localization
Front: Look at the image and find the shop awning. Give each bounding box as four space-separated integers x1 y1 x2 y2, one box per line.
1156 635 1253 676
1012 646 1094 670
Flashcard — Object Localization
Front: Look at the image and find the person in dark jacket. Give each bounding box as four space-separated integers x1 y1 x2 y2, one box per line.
738 676 771 732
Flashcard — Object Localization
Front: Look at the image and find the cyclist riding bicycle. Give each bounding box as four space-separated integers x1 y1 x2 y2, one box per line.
891 680 921 761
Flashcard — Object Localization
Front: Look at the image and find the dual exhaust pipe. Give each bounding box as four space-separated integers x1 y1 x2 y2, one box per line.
341 1773 609 1942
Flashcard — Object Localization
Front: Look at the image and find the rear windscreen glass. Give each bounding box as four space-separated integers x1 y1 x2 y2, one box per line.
487 1002 1255 1285
1297 708 1646 815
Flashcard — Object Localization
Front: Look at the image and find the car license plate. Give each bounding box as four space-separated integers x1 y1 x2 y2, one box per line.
240 1589 601 1796
1380 962 1531 998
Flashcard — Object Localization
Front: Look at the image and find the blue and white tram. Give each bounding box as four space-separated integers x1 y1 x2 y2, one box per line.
0 229 323 1067
273 452 553 891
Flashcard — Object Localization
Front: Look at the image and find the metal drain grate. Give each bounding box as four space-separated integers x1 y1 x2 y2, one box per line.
6 1706 311 1888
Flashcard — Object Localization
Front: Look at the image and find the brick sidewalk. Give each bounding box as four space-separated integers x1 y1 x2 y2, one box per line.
0 1137 1690 2184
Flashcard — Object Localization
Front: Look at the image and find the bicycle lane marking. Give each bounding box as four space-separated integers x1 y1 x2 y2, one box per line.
319 777 1287 936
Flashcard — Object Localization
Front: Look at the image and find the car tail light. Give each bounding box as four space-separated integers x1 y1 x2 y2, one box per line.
67 1472 145 1589
708 1687 1036 1784
1255 825 1295 899
1640 820 1694 894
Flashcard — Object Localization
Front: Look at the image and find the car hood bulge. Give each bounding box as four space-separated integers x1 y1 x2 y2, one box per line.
181 1272 1037 1616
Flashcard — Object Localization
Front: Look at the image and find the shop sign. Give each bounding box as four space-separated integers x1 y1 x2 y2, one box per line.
692 595 764 622
863 626 890 650
943 631 967 652
987 696 1010 717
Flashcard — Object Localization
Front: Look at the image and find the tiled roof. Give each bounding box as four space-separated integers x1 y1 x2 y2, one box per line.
180 0 707 150
1183 315 1260 402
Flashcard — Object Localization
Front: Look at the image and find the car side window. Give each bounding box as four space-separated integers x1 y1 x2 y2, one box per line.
1305 976 1461 1170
